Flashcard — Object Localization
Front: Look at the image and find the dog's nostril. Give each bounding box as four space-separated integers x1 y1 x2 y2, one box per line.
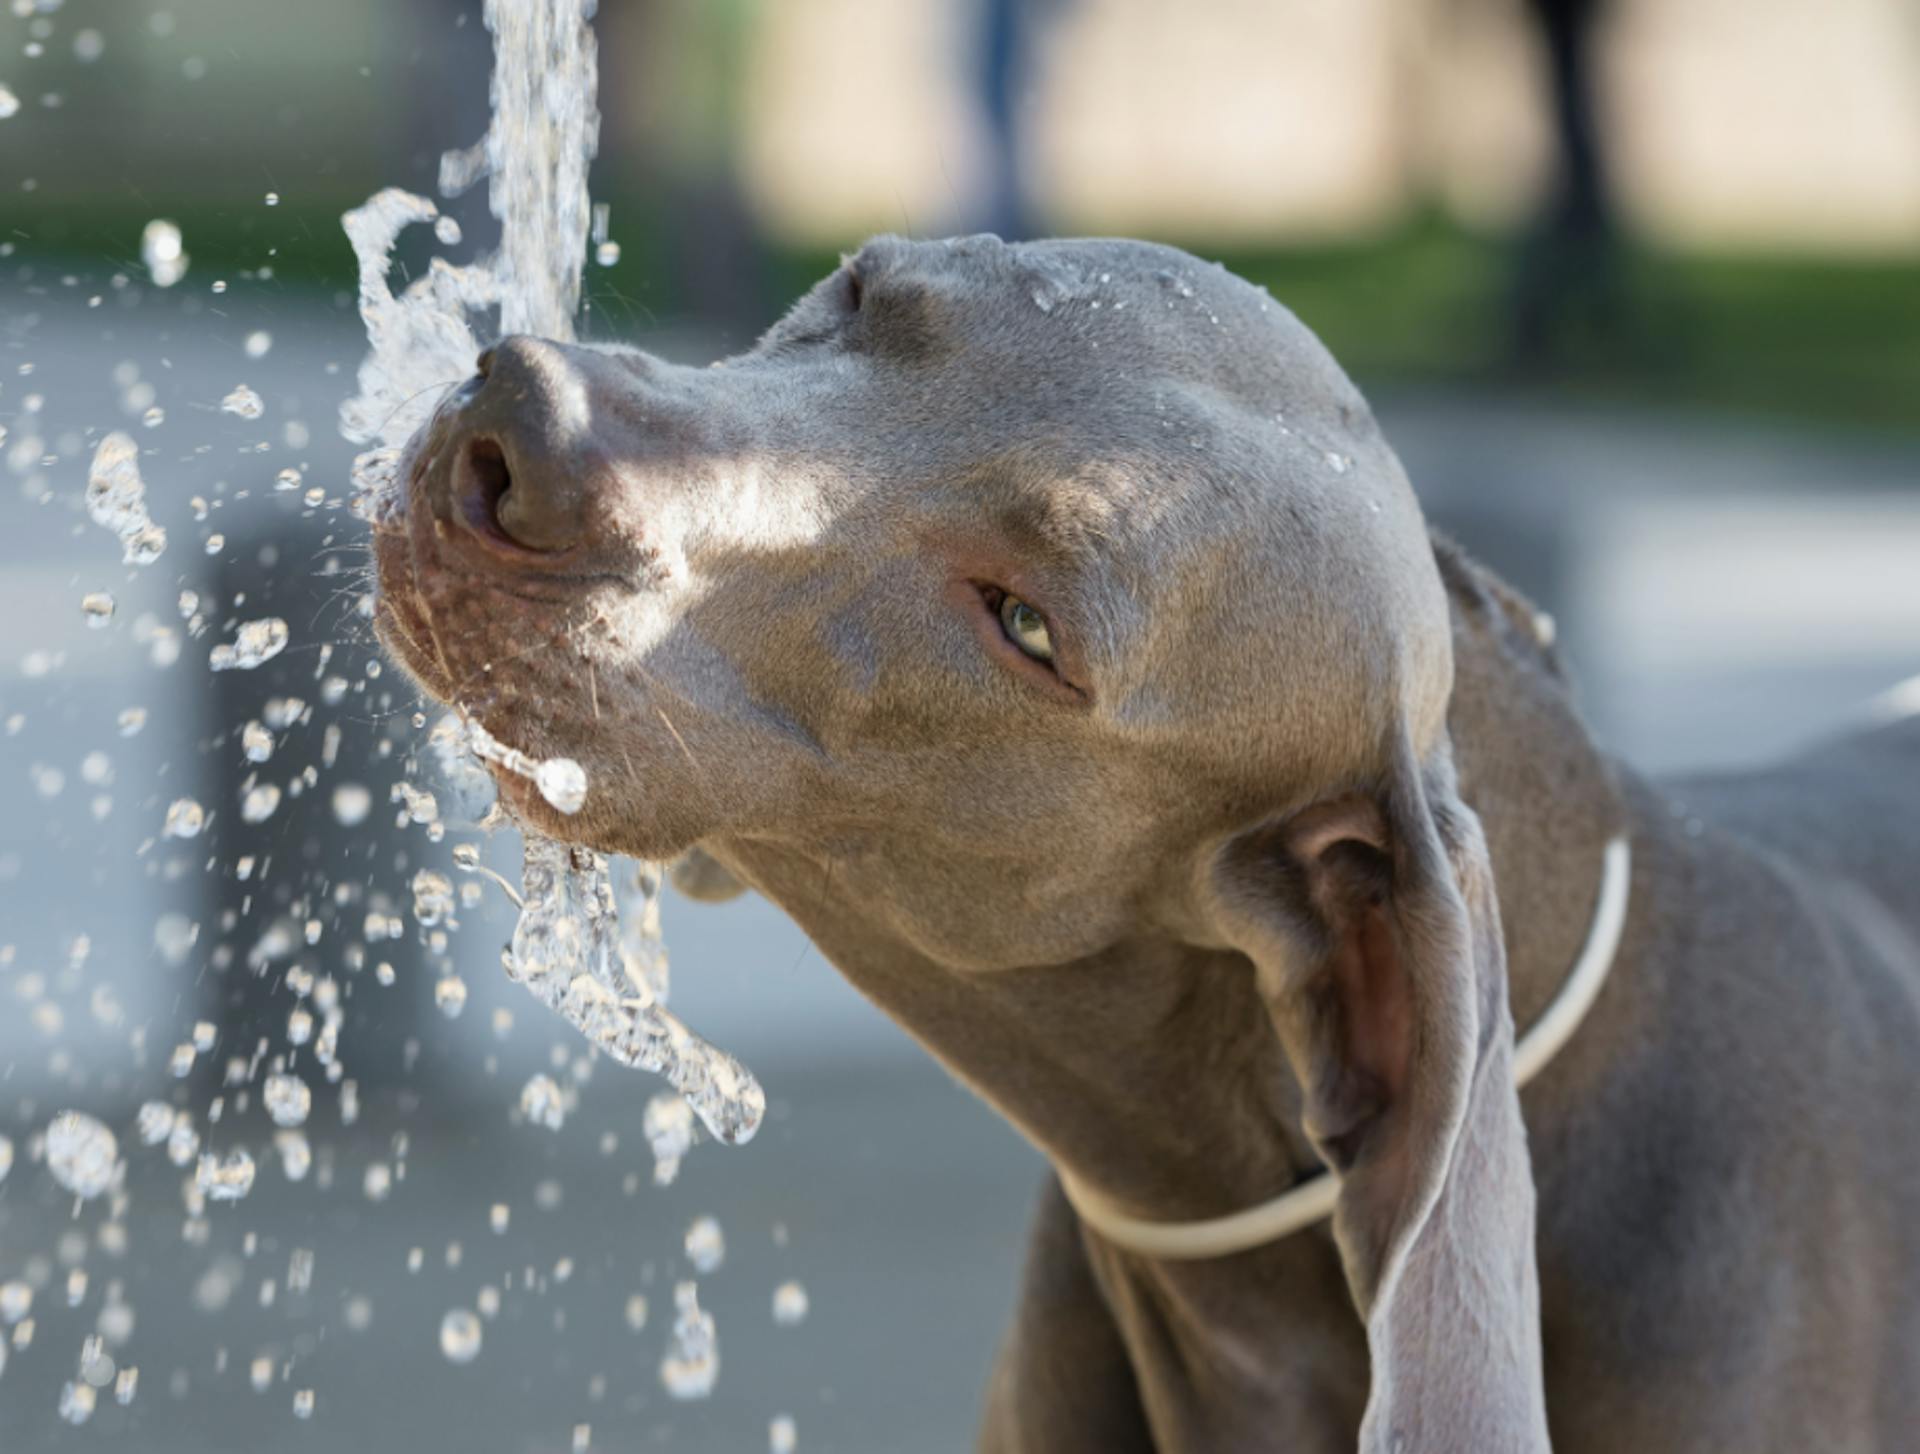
463 437 513 535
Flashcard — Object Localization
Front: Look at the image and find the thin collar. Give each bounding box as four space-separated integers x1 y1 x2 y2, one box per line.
1057 834 1634 1261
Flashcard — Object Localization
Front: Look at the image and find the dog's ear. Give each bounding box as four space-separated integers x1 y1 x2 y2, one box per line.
1210 731 1550 1453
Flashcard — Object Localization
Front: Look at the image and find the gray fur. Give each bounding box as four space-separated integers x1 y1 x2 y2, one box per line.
373 233 1920 1452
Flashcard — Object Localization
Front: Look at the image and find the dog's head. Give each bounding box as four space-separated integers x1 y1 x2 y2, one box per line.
374 234 1547 1449
374 234 1446 964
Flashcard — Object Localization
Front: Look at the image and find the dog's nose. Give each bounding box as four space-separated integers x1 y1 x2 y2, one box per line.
451 335 596 554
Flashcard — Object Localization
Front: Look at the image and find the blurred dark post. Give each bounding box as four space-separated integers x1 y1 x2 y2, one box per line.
201 519 435 1105
1510 0 1621 366
975 0 1072 242
979 0 1034 241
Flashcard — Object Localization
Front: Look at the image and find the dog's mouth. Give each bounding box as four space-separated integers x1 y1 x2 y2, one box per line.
372 428 604 769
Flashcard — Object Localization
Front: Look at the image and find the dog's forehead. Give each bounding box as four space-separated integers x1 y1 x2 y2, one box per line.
855 234 1371 431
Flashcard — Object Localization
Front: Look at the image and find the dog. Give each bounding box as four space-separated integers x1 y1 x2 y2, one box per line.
373 234 1920 1452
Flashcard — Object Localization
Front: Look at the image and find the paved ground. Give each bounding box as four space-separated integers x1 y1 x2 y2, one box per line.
2 288 1916 1451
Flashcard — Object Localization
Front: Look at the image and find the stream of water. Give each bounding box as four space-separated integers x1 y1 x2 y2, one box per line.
339 0 765 1149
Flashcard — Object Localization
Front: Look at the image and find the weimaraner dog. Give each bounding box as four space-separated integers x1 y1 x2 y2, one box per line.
372 235 1920 1452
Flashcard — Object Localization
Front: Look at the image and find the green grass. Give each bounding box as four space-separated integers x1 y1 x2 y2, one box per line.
1211 220 1920 432
13 202 1918 433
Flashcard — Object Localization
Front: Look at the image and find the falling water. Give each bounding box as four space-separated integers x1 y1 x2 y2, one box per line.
338 0 765 1149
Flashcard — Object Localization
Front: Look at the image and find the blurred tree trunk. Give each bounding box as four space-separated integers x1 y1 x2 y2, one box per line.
1510 0 1621 367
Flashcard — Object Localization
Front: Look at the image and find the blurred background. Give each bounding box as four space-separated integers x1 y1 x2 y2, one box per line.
1 0 1916 1450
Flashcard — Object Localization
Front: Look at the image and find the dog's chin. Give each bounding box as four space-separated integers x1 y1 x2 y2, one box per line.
489 764 703 865
372 521 711 865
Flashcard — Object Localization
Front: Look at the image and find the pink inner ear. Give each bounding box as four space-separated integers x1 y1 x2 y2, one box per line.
1342 903 1413 1102
1306 850 1413 1169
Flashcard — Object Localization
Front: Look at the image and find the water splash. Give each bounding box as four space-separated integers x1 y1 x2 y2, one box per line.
85 432 167 565
340 0 599 507
505 839 764 1146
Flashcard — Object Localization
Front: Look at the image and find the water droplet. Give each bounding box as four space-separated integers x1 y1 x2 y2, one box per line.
292 1388 315 1420
166 1119 200 1166
0 86 19 121
274 1130 312 1181
81 592 114 627
208 617 289 671
440 1308 482 1364
684 1217 724 1274
518 1073 565 1131
659 1282 718 1399
274 467 303 491
594 240 620 267
244 330 273 359
623 1294 648 1331
412 869 455 925
534 757 587 814
263 1074 311 1127
434 215 463 246
331 783 371 825
220 384 264 419
240 783 281 823
772 1281 809 1327
136 1102 176 1144
80 1335 116 1388
45 1111 119 1199
116 706 147 736
770 1415 798 1453
240 720 273 762
195 1148 256 1201
434 976 468 1018
644 1093 694 1186
162 797 205 838
59 1380 97 1425
264 191 280 207
113 1367 138 1405
140 219 187 288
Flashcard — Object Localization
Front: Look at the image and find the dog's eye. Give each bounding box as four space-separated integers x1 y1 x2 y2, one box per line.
998 593 1054 663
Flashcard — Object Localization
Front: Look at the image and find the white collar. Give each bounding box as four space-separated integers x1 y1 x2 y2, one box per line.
1057 834 1633 1260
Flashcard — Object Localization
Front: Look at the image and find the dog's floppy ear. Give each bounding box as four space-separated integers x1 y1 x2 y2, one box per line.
1210 731 1550 1453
